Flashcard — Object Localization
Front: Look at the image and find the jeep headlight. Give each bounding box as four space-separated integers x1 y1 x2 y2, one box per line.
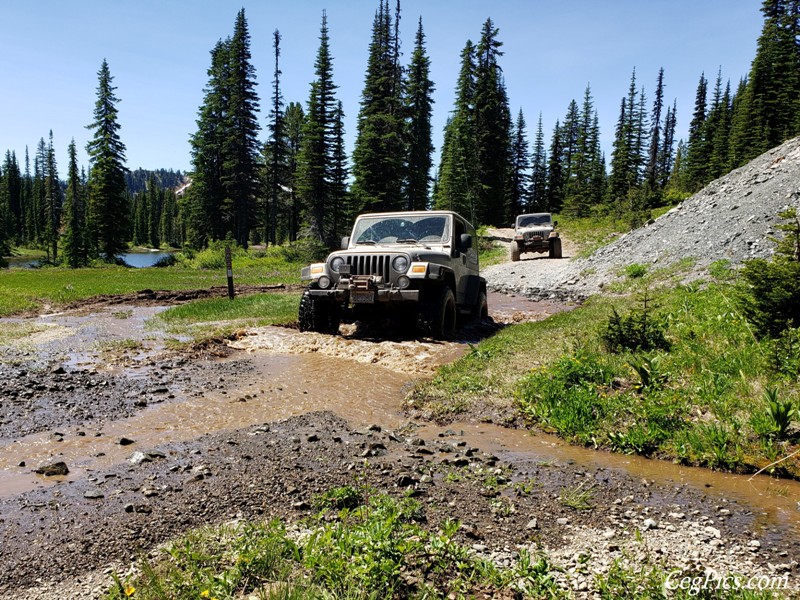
392 255 409 273
330 256 345 273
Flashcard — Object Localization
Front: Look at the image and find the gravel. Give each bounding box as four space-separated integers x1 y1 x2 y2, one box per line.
484 136 800 299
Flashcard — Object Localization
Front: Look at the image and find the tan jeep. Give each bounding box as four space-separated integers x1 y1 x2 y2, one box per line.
510 212 562 261
299 210 488 338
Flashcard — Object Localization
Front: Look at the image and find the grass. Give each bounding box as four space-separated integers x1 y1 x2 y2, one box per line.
151 293 301 342
409 275 800 477
0 246 305 317
106 489 561 600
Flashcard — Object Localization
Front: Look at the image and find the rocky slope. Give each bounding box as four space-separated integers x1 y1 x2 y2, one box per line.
485 136 800 299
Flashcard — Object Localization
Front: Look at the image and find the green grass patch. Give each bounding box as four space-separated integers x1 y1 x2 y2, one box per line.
0 246 305 317
0 322 51 345
410 280 800 477
107 490 560 600
152 293 301 341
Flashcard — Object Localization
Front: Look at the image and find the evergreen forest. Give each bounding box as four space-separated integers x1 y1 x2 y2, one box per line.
1 0 799 266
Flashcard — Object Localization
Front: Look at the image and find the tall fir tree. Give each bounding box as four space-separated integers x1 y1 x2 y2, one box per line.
529 113 548 212
331 100 350 238
657 99 678 189
44 131 62 262
404 16 434 210
284 102 305 242
685 73 709 191
545 120 564 213
433 41 480 221
187 40 229 247
473 18 511 226
351 0 406 214
62 139 88 268
86 59 129 259
223 8 261 248
297 11 341 245
508 108 530 218
644 68 665 190
266 29 285 246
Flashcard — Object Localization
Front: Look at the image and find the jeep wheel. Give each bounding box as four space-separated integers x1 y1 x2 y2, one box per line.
298 291 340 334
473 290 489 321
418 286 457 339
549 237 562 259
510 240 521 262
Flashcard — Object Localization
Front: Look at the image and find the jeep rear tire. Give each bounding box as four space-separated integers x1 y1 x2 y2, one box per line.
510 240 521 262
549 237 562 259
418 286 457 339
298 291 341 334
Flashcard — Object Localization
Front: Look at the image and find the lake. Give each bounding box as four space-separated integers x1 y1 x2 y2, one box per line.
5 252 173 269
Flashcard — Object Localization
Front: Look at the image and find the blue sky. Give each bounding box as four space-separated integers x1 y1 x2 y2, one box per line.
0 1 762 175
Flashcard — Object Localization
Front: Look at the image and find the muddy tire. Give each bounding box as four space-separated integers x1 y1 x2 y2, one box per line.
298 291 340 334
473 290 489 321
418 286 457 339
549 237 562 259
510 240 521 262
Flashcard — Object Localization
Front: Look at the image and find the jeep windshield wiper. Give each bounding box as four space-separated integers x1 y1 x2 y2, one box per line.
356 239 376 245
397 238 418 244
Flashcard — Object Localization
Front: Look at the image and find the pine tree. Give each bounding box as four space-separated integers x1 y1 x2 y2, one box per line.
473 18 511 225
508 108 530 218
685 73 709 191
657 100 678 189
529 113 547 212
1 151 22 244
433 41 479 221
43 131 62 262
706 74 733 181
223 8 261 248
351 0 406 214
644 68 665 190
86 59 129 259
266 29 285 246
284 102 305 242
545 120 564 213
297 11 340 244
62 139 88 268
404 16 434 211
147 173 161 248
187 40 229 247
331 100 350 238
563 85 603 216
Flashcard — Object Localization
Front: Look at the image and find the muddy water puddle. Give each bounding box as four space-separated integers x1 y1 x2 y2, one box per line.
419 422 800 537
0 352 412 496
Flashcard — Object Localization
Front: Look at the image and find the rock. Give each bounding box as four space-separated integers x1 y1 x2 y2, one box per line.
306 434 319 442
397 474 418 487
84 489 104 499
33 461 69 476
118 437 135 446
556 517 569 526
642 518 657 530
749 540 762 550
130 452 151 465
292 501 310 510
704 526 721 539
526 518 538 530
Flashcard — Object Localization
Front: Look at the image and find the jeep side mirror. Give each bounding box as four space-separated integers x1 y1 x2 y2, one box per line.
459 233 472 252
341 236 350 249
553 220 558 227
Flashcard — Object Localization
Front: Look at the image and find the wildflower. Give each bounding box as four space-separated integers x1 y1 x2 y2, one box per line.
124 586 136 597
200 592 210 598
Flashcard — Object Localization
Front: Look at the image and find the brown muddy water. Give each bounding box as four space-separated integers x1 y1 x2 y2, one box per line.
1 296 799 539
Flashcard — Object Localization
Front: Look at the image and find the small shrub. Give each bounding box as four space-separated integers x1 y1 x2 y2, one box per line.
768 327 800 380
624 263 648 279
602 306 670 353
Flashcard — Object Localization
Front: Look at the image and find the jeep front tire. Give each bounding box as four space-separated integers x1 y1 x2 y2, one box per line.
510 240 521 262
418 286 456 339
298 291 341 334
549 237 562 259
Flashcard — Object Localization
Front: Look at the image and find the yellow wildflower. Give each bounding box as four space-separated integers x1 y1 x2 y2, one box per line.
124 586 136 597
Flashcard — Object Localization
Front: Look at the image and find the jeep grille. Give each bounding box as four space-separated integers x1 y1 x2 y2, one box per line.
345 254 391 281
523 230 549 241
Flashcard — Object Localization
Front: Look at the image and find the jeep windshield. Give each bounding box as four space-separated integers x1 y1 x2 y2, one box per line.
517 214 552 228
351 215 449 246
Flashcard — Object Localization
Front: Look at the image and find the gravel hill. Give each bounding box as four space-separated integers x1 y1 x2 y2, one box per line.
484 136 800 300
